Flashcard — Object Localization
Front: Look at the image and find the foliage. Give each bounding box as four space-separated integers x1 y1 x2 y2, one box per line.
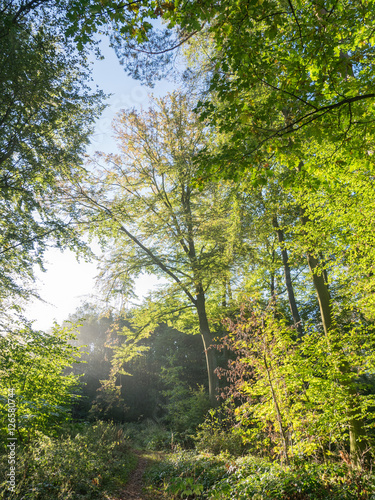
65 0 155 50
293 160 375 322
218 303 375 463
0 0 105 308
64 91 243 403
0 324 82 443
73 92 236 320
119 0 375 172
144 450 228 498
3 6 375 499
164 476 204 499
123 420 174 451
145 451 375 500
194 406 250 457
161 383 211 447
68 305 209 426
115 323 208 426
67 304 124 421
88 377 129 423
0 421 136 499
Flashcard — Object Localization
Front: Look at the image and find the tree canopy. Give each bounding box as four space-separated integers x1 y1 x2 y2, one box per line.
0 0 105 314
102 1 375 181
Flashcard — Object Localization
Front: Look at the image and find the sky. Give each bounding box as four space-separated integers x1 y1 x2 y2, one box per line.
25 38 173 331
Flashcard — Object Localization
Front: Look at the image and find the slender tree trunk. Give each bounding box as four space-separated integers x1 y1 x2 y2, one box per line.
302 218 364 465
272 216 303 337
270 268 276 305
195 285 219 407
227 279 233 305
263 353 290 465
347 396 365 466
222 280 227 308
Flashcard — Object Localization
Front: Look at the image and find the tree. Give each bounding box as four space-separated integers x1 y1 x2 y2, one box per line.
107 1 375 161
218 302 375 465
63 92 241 405
72 0 375 464
66 303 209 425
25 0 375 165
110 321 208 428
65 303 118 420
0 322 81 442
0 1 105 312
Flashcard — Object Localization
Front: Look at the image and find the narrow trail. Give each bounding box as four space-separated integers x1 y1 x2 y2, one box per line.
113 449 164 500
116 450 148 500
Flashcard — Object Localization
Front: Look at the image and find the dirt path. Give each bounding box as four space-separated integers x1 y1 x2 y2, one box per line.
113 450 164 500
114 450 148 500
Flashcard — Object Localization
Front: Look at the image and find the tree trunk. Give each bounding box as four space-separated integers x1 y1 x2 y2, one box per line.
195 285 219 407
272 216 303 337
222 280 227 307
304 232 364 465
306 252 332 335
263 353 290 465
348 395 366 466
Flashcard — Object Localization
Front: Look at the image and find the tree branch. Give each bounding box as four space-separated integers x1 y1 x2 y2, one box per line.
124 31 198 56
78 187 198 306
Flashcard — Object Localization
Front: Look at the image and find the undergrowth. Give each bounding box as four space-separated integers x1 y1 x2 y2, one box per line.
144 451 375 500
0 421 137 499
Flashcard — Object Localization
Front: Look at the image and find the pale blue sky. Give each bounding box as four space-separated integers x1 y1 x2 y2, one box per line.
26 38 174 330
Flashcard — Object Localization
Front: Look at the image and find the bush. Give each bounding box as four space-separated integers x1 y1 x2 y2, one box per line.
162 384 211 447
0 325 82 443
194 407 251 457
144 451 375 500
0 422 136 499
210 459 375 500
144 450 228 498
122 420 174 451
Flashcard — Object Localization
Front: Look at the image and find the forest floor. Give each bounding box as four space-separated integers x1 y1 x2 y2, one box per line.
113 449 165 500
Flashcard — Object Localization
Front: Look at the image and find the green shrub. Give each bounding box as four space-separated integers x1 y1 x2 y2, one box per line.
0 325 82 444
0 422 136 499
122 420 174 451
162 384 211 447
209 459 375 500
194 407 251 457
145 451 375 500
144 450 228 498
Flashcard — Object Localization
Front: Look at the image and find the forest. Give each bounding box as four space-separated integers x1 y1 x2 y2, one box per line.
1 0 375 498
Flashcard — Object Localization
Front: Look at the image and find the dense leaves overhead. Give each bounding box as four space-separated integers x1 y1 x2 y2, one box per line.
174 1 375 141
0 1 105 302
103 0 375 178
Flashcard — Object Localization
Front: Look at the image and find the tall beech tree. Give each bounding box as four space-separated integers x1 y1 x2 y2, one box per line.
65 93 241 405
